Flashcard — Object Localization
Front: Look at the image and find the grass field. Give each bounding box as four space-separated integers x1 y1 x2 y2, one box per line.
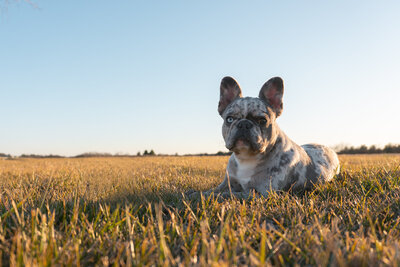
1 154 400 266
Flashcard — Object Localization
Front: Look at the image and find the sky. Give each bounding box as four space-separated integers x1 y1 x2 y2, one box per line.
1 1 400 156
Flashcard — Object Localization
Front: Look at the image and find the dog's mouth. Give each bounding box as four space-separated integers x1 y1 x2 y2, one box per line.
228 135 260 153
234 138 250 148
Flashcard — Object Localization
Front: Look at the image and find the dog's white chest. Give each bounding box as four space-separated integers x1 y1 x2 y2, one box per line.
235 158 259 187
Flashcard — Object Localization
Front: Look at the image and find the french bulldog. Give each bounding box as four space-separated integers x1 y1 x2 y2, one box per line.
189 76 340 199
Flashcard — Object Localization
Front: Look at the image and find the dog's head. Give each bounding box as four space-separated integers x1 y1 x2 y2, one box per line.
218 76 284 156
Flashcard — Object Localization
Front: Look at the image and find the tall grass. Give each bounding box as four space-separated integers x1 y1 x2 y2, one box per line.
1 155 400 266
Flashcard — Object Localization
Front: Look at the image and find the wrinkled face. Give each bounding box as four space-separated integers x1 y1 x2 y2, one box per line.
222 97 277 155
218 76 284 156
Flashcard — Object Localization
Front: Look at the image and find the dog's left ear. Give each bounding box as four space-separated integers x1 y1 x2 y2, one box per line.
259 77 284 117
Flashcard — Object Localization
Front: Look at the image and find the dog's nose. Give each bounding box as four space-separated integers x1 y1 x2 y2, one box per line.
237 120 253 129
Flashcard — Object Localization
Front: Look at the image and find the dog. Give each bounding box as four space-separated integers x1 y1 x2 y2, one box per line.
188 76 340 199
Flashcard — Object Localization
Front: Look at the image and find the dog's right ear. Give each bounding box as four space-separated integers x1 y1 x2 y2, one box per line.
218 76 242 115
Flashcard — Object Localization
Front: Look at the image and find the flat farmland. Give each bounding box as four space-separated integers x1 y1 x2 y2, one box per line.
1 154 400 266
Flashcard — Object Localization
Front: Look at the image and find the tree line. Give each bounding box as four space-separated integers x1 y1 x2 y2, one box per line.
337 144 400 154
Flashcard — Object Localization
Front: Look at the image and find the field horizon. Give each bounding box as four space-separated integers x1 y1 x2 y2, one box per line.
1 141 400 159
1 154 400 266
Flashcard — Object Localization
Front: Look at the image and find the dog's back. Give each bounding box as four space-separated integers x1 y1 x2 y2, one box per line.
301 144 340 184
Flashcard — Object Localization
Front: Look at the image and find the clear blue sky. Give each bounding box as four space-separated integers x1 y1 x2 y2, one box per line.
1 1 399 156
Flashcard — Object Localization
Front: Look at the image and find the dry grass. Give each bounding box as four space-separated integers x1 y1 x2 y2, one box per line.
1 154 400 266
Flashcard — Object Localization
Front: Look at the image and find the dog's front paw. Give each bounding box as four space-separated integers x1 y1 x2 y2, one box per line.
219 190 259 200
218 191 245 199
185 189 196 196
185 190 201 200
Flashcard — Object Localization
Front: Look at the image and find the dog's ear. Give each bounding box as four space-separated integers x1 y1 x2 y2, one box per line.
218 76 242 115
259 77 284 117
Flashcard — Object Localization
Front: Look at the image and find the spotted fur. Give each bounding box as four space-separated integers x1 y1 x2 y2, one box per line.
200 76 340 199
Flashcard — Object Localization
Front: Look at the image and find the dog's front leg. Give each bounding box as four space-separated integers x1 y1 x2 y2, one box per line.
206 176 229 194
186 174 256 200
186 176 230 200
203 173 248 196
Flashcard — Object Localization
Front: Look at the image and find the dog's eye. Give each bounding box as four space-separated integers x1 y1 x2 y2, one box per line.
226 116 234 123
258 118 267 125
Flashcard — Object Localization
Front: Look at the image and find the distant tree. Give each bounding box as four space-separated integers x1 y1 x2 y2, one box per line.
143 150 148 156
136 151 141 156
369 145 380 154
216 151 231 156
149 150 155 156
383 144 395 153
359 145 368 153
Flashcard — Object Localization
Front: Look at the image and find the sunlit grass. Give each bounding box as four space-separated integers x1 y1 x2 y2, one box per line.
1 155 400 266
